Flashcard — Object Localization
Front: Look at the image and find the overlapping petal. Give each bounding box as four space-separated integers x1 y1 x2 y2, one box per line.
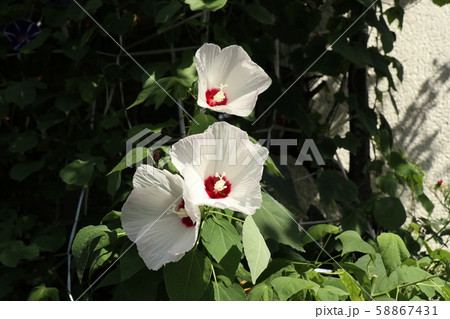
121 166 200 270
170 121 269 215
195 43 272 117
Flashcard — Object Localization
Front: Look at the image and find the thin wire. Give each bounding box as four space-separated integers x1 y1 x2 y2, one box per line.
252 0 379 125
67 188 86 301
71 0 198 124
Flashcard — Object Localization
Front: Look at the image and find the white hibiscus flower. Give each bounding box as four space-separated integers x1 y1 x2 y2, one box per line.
170 121 269 215
121 166 200 271
195 43 272 117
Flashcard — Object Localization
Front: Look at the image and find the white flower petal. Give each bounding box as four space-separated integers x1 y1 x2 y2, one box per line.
131 204 199 270
208 45 251 86
225 59 272 100
195 43 221 108
121 169 200 270
132 165 183 193
172 122 269 215
170 131 215 174
194 43 271 117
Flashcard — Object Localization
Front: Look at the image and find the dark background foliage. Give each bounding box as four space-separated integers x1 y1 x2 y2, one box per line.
0 0 448 300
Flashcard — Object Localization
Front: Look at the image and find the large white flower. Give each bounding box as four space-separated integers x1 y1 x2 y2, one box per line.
170 121 269 215
195 43 272 117
121 166 200 271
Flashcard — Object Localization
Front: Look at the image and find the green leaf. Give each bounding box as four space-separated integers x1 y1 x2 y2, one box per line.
72 225 111 281
252 192 304 252
120 245 146 282
0 241 39 267
317 170 358 203
10 158 45 181
184 0 227 11
107 171 121 196
243 215 271 284
354 253 398 294
113 268 162 301
432 0 450 6
102 210 121 222
264 153 283 177
377 233 410 275
28 285 59 301
213 281 246 301
384 7 404 29
379 114 394 153
401 265 436 298
176 51 198 88
188 113 217 135
333 42 372 69
355 0 374 6
301 224 339 245
241 3 274 25
373 197 406 230
8 132 38 155
59 159 95 187
336 231 376 256
128 76 176 109
338 269 364 301
5 81 37 108
108 147 152 175
341 206 367 234
317 285 349 301
367 11 394 53
334 132 359 155
155 2 182 24
388 151 419 177
271 277 318 301
32 228 66 253
347 93 379 136
55 96 83 115
164 250 212 300
248 136 283 177
247 282 275 301
201 217 242 276
418 193 434 214
376 172 397 197
103 11 134 36
19 28 52 53
430 248 450 260
389 56 404 82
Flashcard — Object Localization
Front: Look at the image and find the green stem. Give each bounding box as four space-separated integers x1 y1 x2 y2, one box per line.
211 263 217 284
371 275 441 298
194 219 205 249
210 210 244 223
315 234 332 263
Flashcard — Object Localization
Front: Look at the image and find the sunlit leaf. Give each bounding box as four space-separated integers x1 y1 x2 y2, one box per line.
243 215 271 284
164 250 212 300
336 231 376 256
252 192 304 252
377 233 410 275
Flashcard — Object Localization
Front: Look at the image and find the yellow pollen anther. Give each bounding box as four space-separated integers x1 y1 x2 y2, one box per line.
169 204 188 219
213 84 228 103
175 208 188 219
214 172 227 192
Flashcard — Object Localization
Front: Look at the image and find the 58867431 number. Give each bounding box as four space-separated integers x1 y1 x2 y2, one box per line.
375 305 438 316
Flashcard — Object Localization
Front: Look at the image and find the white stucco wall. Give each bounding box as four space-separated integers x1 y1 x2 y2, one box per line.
373 0 450 220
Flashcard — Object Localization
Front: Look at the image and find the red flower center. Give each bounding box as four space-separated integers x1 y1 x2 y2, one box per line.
205 88 228 106
204 173 232 199
176 199 195 228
